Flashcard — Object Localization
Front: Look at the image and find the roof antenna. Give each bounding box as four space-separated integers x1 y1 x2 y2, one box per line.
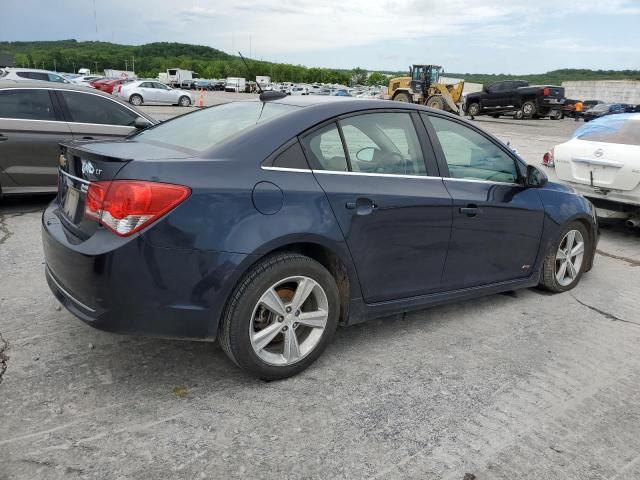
238 51 286 101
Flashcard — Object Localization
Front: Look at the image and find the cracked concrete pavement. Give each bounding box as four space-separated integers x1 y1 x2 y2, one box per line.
1 108 640 480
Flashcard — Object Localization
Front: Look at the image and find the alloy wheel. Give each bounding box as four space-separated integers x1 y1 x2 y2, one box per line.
555 229 585 287
250 276 329 366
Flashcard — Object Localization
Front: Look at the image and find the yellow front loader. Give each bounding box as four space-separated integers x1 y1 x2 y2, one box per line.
388 65 464 113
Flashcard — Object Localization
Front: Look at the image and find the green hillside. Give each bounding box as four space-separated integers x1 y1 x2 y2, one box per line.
2 40 639 86
0 39 353 84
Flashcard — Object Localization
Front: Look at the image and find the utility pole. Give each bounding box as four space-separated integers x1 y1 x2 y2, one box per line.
94 61 98 73
125 59 128 71
53 59 57 71
132 56 135 73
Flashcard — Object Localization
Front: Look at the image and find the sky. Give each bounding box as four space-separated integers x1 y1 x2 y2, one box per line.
2 0 640 74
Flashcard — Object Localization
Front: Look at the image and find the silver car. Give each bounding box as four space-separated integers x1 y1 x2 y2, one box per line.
0 81 156 195
115 80 195 107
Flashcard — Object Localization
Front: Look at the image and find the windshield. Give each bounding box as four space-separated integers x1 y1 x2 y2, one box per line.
591 104 609 112
136 101 297 153
573 113 640 146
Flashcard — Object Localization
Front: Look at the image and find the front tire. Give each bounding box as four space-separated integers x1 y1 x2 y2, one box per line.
467 102 481 117
393 92 412 103
219 253 340 380
539 222 590 293
426 95 445 110
129 94 143 106
179 95 191 107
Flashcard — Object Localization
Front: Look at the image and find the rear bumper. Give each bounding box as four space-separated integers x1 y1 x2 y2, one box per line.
42 202 252 340
560 182 640 212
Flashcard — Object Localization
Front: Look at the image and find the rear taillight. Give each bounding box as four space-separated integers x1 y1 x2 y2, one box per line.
542 148 554 167
85 180 190 236
543 87 550 97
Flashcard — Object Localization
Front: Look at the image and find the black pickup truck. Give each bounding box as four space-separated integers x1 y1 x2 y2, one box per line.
464 80 566 119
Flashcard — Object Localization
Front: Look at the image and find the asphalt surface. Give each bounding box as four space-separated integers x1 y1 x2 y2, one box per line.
1 97 640 480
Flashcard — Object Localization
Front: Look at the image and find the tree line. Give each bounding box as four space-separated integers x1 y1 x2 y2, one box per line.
0 40 389 86
2 40 638 86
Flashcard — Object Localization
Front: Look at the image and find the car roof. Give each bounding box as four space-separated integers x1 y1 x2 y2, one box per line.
0 67 62 74
0 79 111 93
199 97 457 160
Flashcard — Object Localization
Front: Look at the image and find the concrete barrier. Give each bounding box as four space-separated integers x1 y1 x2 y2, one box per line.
562 80 640 104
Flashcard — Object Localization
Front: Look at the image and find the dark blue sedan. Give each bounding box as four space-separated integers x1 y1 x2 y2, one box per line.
43 95 598 379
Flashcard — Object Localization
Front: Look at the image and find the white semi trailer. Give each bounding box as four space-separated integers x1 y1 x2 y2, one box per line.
225 77 246 93
167 68 193 87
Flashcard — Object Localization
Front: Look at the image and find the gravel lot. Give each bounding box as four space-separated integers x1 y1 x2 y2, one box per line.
1 95 640 480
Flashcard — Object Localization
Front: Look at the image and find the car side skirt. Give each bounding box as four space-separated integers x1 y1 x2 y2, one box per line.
345 273 541 326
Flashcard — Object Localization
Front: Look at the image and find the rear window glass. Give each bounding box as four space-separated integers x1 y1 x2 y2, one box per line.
136 101 296 153
0 89 56 120
573 114 640 146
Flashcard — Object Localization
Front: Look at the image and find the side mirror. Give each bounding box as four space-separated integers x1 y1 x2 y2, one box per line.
525 164 548 188
133 116 152 130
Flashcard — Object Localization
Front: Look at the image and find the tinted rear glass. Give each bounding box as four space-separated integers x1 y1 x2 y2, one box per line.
0 89 56 120
573 114 640 146
136 101 297 153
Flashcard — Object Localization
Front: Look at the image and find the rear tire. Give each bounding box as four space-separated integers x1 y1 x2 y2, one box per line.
129 94 143 106
467 102 481 117
539 222 590 293
219 253 340 380
393 92 412 103
522 101 537 118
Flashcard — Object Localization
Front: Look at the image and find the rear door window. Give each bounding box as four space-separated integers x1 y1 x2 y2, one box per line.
17 71 49 81
339 112 426 175
0 89 56 120
301 123 348 171
60 91 139 126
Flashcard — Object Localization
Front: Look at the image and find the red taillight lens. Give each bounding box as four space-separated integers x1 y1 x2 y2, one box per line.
543 87 550 97
85 181 190 236
542 148 555 167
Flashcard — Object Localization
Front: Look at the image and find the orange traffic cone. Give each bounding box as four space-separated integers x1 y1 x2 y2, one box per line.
199 88 204 108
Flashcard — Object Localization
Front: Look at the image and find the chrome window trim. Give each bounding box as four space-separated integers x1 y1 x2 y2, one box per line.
261 163 522 186
261 166 312 173
47 268 96 313
313 170 440 180
59 168 90 185
444 177 521 187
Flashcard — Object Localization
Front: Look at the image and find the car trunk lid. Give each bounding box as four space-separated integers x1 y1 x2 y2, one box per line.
57 140 192 239
555 138 640 192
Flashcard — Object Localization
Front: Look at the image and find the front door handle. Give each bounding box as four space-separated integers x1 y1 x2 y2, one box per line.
459 205 481 217
346 198 377 216
0 134 7 142
82 136 94 140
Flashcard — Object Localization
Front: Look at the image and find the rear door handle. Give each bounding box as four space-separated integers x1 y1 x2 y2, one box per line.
459 205 481 217
346 198 377 215
0 134 7 142
82 136 94 140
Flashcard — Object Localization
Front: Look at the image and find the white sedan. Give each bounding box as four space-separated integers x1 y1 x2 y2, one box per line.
115 80 195 107
543 113 640 227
